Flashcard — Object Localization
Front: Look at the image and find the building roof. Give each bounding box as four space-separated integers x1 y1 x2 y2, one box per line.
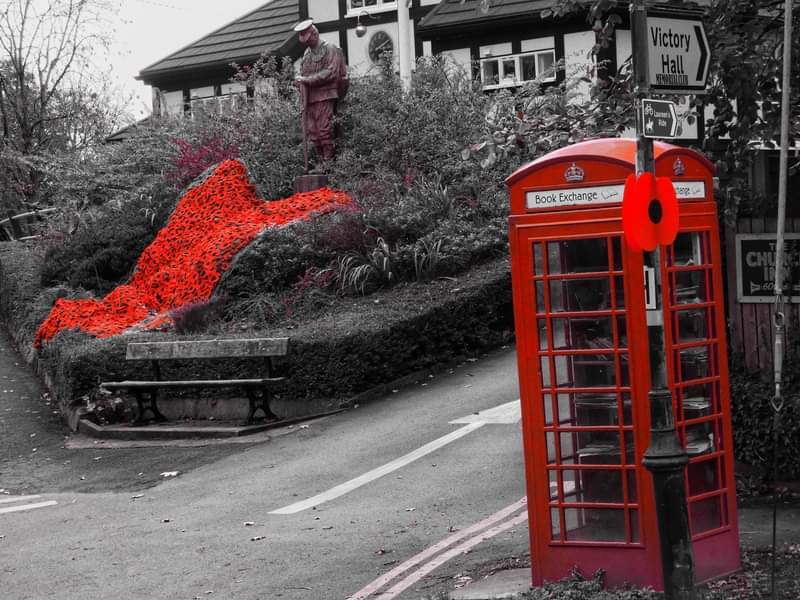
419 0 710 32
419 0 555 31
138 0 300 83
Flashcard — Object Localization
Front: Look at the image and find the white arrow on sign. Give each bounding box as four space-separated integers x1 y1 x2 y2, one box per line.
642 98 679 138
647 16 710 93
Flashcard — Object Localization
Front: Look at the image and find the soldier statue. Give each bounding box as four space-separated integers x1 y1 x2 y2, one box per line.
292 19 349 171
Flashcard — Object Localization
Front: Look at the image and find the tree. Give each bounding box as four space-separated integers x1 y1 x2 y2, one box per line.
704 0 800 219
0 0 123 208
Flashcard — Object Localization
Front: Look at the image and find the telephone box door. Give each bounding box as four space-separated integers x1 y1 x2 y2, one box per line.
512 221 660 586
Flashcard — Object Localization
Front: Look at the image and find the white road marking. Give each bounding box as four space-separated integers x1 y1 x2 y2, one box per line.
380 511 529 599
346 497 527 600
449 399 520 424
0 495 40 505
0 500 58 515
269 422 485 515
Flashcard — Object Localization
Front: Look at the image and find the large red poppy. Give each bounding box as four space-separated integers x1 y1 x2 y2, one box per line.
621 172 679 252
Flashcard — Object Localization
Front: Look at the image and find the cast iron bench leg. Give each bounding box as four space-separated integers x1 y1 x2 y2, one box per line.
132 389 167 424
244 386 279 424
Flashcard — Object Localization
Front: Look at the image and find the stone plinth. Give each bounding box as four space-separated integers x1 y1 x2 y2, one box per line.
294 174 330 194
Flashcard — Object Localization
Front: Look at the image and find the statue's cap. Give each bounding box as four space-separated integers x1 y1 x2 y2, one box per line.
293 19 315 33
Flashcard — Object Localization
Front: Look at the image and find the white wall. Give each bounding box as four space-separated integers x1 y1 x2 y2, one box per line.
307 0 339 22
162 90 184 116
563 31 595 104
441 47 472 79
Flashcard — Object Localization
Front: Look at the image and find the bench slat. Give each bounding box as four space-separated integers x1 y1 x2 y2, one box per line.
125 338 289 360
101 377 285 389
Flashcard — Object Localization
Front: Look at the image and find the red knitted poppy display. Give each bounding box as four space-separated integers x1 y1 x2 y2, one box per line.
35 160 351 347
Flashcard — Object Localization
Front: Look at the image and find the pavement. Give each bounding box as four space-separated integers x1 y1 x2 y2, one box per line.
448 502 800 600
3 328 800 599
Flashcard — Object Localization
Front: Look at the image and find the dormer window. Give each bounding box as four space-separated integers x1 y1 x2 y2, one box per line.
348 0 397 16
481 49 557 90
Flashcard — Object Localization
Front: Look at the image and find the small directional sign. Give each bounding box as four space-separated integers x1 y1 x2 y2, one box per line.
642 98 678 138
647 16 710 94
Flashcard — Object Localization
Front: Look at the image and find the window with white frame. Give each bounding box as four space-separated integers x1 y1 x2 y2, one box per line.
189 82 248 118
480 49 557 89
348 0 396 16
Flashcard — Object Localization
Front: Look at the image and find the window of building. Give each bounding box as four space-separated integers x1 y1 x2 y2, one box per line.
189 82 248 118
348 0 396 16
480 49 557 90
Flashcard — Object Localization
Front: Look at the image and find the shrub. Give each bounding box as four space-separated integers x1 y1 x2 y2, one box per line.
729 354 800 481
167 137 240 189
39 186 176 293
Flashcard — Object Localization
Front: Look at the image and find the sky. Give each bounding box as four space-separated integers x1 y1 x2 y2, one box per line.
108 0 266 121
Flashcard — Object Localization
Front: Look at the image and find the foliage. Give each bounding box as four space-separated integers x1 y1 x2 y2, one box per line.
39 189 175 293
519 569 657 600
333 55 491 186
336 237 396 295
171 297 226 335
462 59 634 171
0 0 129 205
703 0 800 221
729 352 800 480
167 137 240 189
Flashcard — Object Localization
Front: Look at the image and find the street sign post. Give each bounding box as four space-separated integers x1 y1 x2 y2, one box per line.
647 16 710 94
642 98 678 138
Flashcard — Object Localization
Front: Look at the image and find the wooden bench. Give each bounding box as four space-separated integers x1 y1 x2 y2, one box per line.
100 337 288 424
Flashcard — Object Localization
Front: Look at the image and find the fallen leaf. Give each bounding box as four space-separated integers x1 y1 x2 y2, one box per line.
160 471 180 479
405 507 416 512
131 494 144 500
243 521 255 527
250 536 265 541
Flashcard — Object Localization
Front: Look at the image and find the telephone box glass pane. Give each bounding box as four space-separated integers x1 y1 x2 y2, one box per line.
533 242 544 275
675 309 708 343
574 392 628 426
690 496 722 534
673 270 707 304
549 278 612 312
629 509 640 543
547 239 610 274
564 468 623 503
547 317 621 350
570 431 623 465
685 421 715 457
688 458 720 496
551 508 561 539
626 469 638 503
563 508 625 541
672 232 706 266
680 384 713 419
677 346 710 381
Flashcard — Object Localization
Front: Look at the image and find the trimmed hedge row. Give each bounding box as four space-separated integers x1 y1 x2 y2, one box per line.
0 247 513 423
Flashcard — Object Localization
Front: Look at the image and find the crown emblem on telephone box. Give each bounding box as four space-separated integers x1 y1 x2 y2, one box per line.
564 162 585 182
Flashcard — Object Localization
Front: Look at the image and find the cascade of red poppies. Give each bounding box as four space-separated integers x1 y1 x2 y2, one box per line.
34 160 351 347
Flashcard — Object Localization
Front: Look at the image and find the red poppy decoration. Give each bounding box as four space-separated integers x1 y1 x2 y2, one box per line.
34 160 353 347
621 172 679 252
621 174 641 252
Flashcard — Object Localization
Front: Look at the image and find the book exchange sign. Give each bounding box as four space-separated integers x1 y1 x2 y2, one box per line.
736 233 800 302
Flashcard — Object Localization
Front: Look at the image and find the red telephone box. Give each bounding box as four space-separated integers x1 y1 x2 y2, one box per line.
507 139 740 589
